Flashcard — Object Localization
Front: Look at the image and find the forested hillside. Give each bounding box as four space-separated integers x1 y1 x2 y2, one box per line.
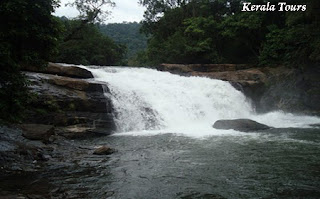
98 22 148 63
53 18 127 66
137 0 320 67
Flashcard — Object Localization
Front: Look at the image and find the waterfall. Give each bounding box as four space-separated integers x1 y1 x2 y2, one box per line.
82 66 319 136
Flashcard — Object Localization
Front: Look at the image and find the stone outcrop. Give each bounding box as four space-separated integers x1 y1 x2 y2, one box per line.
258 66 320 114
22 63 116 138
0 125 114 198
213 119 271 132
93 146 114 155
20 124 55 142
1 63 117 198
23 62 94 78
158 63 320 115
157 63 253 73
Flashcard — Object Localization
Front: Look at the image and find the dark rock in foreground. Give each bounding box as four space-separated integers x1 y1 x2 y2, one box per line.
0 125 115 198
22 63 116 136
213 119 271 132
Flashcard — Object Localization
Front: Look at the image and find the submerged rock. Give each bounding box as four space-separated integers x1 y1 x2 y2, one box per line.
213 119 271 132
93 146 114 155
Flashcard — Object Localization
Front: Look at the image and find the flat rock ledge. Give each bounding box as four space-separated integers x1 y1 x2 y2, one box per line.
213 119 271 132
20 124 55 142
23 62 94 79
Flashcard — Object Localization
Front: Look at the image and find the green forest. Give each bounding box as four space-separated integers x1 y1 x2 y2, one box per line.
98 22 148 63
137 0 320 66
54 17 127 66
1 0 319 122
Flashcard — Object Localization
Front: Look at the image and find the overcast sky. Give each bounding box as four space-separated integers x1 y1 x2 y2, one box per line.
54 0 145 23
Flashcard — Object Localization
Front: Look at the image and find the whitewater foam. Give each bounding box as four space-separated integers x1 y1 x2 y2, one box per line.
79 66 319 137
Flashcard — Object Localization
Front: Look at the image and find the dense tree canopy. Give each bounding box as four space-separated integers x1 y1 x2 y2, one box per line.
0 0 61 122
137 0 320 67
0 0 126 122
53 18 126 66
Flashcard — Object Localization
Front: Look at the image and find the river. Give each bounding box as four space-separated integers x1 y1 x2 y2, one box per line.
55 65 320 198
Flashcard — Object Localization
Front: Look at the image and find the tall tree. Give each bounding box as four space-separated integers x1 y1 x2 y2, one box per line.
0 0 61 122
138 0 319 67
54 19 126 66
64 0 115 41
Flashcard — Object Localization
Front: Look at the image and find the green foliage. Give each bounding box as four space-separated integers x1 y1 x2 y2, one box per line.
98 22 148 61
0 0 61 123
139 0 320 67
67 0 115 23
138 0 247 65
128 50 150 67
53 19 126 66
260 1 320 67
63 0 115 42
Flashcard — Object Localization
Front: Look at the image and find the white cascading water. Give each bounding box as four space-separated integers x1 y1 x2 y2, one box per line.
81 66 319 137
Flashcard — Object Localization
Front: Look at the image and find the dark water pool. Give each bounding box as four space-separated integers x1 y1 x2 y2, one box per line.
53 128 320 199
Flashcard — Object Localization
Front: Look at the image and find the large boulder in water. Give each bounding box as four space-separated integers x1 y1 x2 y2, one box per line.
213 119 271 132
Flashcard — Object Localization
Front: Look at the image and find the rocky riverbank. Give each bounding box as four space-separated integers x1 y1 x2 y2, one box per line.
23 62 116 137
0 124 115 198
0 63 116 198
157 64 320 115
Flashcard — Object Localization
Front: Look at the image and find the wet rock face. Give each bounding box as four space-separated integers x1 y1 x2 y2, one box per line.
23 63 116 137
0 125 114 198
258 66 320 115
20 124 54 142
1 64 117 198
213 119 271 132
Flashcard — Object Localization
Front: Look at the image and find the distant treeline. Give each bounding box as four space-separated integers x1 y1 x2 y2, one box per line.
98 22 148 62
136 0 320 67
53 17 127 66
53 20 148 66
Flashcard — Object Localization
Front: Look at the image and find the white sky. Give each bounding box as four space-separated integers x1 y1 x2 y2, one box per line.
54 0 145 24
